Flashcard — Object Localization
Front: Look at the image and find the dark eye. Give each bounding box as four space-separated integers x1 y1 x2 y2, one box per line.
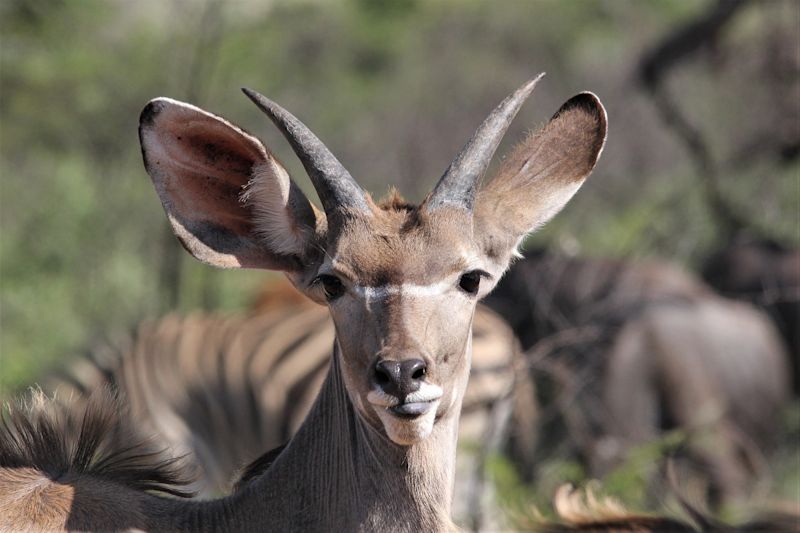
316 274 345 301
458 271 482 295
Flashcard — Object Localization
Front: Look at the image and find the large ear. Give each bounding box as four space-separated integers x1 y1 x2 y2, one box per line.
474 92 607 262
139 98 320 271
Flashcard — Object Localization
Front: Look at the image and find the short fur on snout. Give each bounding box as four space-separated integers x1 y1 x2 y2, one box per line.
139 78 607 447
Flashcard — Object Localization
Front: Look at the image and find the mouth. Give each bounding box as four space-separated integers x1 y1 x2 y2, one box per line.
367 383 444 415
366 383 444 438
389 400 436 419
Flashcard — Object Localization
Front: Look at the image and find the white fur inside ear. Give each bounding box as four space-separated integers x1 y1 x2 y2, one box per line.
241 160 308 256
525 180 583 234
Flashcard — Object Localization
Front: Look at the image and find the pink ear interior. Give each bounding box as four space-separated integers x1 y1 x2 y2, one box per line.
140 98 300 270
143 100 266 236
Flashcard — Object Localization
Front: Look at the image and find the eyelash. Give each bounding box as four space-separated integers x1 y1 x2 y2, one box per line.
313 274 346 301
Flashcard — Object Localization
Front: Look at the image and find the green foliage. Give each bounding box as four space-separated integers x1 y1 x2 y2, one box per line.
488 453 545 518
600 430 687 508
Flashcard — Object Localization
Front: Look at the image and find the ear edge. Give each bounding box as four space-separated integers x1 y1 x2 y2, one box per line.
550 91 608 176
138 96 270 162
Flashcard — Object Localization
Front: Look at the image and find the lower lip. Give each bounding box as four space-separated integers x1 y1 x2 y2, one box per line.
389 401 435 418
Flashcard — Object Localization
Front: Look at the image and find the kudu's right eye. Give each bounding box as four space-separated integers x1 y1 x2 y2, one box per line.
458 271 483 295
315 274 346 301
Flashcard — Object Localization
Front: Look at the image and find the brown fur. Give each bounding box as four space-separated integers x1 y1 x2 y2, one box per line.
0 387 193 531
0 387 192 498
376 187 416 212
543 485 697 532
530 484 799 532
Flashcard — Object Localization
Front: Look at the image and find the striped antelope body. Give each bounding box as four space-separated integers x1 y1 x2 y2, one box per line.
1 77 607 532
47 299 527 529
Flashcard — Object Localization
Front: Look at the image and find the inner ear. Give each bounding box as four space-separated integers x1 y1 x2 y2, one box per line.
140 98 320 271
474 92 607 266
242 160 321 258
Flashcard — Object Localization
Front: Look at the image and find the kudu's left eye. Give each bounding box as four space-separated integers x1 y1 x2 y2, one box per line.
316 274 346 301
458 271 482 295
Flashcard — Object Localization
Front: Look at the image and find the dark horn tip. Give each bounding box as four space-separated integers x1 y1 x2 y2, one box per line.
241 87 274 114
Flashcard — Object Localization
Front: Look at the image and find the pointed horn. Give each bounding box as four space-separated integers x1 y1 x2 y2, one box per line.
425 73 545 212
241 88 369 217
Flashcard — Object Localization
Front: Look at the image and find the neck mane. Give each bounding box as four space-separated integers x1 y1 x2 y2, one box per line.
169 341 466 532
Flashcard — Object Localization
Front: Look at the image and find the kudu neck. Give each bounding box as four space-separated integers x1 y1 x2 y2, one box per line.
227 341 466 532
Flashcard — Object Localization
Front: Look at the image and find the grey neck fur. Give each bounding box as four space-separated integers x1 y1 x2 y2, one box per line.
162 341 467 532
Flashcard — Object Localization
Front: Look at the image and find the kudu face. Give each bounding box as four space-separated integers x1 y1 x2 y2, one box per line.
139 75 606 446
319 207 482 445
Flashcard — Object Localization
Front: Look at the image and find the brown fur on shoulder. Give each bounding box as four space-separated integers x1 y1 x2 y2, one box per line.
0 386 194 498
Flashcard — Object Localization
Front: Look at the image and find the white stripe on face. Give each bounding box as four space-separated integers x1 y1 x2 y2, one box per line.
352 280 455 301
321 250 486 303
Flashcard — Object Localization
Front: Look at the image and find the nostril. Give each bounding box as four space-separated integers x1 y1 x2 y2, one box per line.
375 359 425 393
406 359 427 382
374 364 391 385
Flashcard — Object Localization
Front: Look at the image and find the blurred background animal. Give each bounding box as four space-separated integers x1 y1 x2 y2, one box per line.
485 251 790 506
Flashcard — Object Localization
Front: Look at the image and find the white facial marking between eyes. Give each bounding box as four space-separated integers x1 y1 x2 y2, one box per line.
354 280 455 301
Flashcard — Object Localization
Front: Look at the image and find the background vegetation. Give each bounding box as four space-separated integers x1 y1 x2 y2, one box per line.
1 0 797 519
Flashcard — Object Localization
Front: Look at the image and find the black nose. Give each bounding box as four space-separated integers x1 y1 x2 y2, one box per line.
373 359 427 399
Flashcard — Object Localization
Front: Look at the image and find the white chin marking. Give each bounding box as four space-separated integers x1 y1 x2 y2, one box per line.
366 388 399 408
366 382 443 408
373 400 440 446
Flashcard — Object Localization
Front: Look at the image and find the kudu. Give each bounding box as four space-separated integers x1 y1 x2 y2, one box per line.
486 251 790 505
0 76 607 531
702 236 800 390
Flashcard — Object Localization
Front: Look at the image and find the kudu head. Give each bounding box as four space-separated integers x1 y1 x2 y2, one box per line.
139 76 606 446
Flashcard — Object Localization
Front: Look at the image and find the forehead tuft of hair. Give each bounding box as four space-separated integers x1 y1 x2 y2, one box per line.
0 386 195 498
376 187 416 212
